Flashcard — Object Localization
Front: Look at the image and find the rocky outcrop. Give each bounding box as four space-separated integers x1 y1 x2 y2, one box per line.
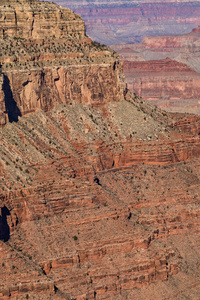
3 61 124 118
0 0 85 39
1 1 200 299
1 93 200 299
0 0 125 125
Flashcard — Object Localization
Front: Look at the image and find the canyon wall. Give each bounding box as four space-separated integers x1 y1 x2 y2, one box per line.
0 0 85 39
1 1 200 299
0 0 125 125
123 58 200 114
53 0 200 45
2 61 124 119
43 0 200 114
113 26 200 114
1 90 200 299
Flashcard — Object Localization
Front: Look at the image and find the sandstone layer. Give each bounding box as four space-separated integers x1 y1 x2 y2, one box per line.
1 91 200 299
123 58 200 114
1 1 200 300
0 0 85 39
0 0 125 126
112 26 200 114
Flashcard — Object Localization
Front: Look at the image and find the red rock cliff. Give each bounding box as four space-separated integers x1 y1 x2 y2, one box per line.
0 0 126 125
114 26 200 114
0 1 200 300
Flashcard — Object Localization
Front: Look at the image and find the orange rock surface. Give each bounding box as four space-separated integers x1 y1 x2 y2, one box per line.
0 0 125 126
0 90 200 299
123 58 200 113
0 1 200 300
112 26 200 114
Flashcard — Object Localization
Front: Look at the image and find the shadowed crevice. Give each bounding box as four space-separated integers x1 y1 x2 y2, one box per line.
0 206 10 242
94 176 101 186
2 74 21 122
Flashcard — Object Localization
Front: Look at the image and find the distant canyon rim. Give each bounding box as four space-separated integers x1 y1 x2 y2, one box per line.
53 0 200 45
53 0 200 115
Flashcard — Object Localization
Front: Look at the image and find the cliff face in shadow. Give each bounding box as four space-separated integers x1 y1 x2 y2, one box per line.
0 206 10 242
2 75 21 123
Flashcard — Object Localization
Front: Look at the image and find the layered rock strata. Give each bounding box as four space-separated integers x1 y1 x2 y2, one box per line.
1 1 200 299
113 26 200 114
1 94 200 299
54 0 200 45
0 0 85 39
123 58 200 113
0 0 125 125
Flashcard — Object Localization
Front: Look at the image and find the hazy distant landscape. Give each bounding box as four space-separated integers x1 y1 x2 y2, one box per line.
50 0 200 114
53 0 200 45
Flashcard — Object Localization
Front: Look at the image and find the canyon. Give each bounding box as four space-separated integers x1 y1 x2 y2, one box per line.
112 26 200 114
54 0 200 46
0 0 200 300
52 0 200 114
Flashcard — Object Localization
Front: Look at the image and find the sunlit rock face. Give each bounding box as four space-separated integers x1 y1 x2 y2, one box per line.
0 0 85 39
1 1 200 300
0 0 125 125
114 26 200 114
